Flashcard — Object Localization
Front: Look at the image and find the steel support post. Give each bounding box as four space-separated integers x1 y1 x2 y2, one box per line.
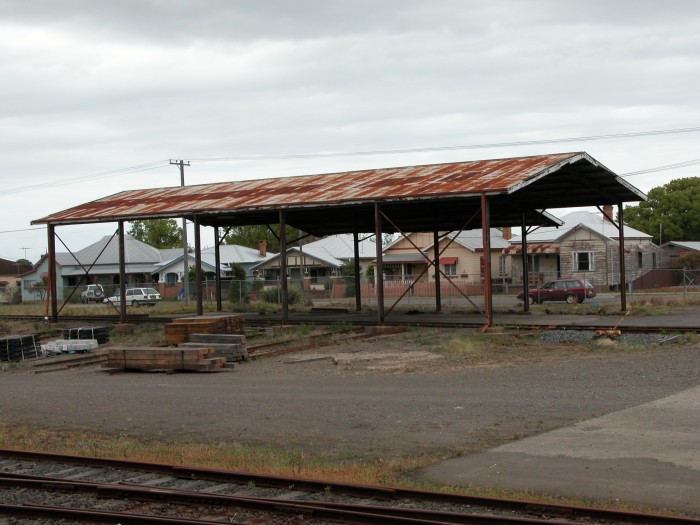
194 216 203 316
279 210 288 324
214 226 222 312
521 212 530 312
433 229 441 312
353 230 362 312
117 221 127 323
618 202 627 311
481 194 493 327
374 202 385 325
47 224 58 322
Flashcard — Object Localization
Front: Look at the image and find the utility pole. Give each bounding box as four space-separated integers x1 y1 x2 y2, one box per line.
170 160 191 304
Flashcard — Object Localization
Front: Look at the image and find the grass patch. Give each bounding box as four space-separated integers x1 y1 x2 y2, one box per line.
0 423 428 485
434 329 676 365
436 332 537 365
0 423 683 517
109 323 167 347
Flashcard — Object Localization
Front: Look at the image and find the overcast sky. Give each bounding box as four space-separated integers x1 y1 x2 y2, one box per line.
2 0 699 262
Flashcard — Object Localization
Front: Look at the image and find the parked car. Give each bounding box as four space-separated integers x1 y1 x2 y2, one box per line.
80 284 105 303
105 287 161 307
584 280 597 299
517 279 596 304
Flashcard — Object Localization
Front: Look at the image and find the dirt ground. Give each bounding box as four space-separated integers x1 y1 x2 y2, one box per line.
2 327 700 460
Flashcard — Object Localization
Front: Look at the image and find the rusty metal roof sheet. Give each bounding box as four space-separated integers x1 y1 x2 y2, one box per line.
32 152 646 232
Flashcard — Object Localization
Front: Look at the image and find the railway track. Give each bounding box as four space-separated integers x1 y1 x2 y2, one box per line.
2 313 697 333
0 449 697 524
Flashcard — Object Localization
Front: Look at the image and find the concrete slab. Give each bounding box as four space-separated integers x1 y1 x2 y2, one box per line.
414 385 700 514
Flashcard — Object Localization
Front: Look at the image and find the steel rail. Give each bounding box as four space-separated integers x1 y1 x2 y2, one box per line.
2 312 698 333
0 449 698 525
0 502 246 525
0 476 606 525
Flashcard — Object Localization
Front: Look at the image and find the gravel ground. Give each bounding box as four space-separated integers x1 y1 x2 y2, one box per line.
1 328 699 459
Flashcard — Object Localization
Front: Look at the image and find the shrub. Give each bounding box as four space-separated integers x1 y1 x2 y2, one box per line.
262 286 301 305
228 263 249 304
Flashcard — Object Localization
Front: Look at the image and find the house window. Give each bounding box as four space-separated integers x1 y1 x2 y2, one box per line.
574 252 593 271
440 257 458 277
443 263 457 276
638 252 643 268
528 254 540 272
652 253 657 268
499 255 507 276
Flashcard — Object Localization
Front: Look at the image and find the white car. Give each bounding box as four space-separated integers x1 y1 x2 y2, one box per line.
106 287 161 307
80 284 105 303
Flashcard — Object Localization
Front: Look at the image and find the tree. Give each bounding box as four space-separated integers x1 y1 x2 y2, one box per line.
223 225 302 252
15 258 32 267
624 177 700 244
128 219 183 249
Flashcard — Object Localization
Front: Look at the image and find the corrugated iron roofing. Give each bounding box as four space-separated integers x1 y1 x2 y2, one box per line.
32 152 634 225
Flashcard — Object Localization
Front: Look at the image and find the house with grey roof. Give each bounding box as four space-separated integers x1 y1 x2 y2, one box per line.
250 234 376 288
660 241 700 267
20 235 167 301
152 243 277 284
21 235 278 301
381 229 511 283
505 210 661 289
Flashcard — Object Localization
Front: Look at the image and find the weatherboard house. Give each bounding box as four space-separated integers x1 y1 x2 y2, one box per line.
20 235 277 302
660 241 700 267
152 242 277 285
250 234 376 288
20 235 168 302
504 208 661 289
380 229 511 283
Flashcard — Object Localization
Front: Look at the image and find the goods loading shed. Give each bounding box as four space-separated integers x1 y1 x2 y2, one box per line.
33 152 646 326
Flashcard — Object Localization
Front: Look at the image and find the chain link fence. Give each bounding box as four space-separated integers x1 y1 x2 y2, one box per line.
19 267 700 307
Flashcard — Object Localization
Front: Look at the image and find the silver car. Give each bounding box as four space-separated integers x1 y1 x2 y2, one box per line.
106 287 161 307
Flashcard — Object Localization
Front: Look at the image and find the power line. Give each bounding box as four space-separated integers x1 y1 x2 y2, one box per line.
0 161 171 197
0 227 46 234
187 126 700 162
1 125 698 196
620 157 700 177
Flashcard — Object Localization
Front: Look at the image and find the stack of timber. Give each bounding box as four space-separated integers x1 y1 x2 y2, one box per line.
62 325 110 344
179 333 248 362
164 315 245 346
33 349 108 373
106 347 226 372
0 334 42 362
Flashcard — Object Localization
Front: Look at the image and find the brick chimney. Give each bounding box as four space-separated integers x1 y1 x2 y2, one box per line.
602 204 614 223
258 240 267 257
501 226 512 241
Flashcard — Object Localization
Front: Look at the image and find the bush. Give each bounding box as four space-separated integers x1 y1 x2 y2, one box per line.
339 260 359 298
344 282 356 298
262 286 301 305
228 263 249 304
229 280 249 304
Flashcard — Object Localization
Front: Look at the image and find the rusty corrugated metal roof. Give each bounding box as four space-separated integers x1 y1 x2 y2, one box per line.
32 152 643 226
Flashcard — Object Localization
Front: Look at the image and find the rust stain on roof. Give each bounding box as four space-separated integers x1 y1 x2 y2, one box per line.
33 152 592 224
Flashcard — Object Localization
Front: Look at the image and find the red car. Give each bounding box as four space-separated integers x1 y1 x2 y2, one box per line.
517 279 596 305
